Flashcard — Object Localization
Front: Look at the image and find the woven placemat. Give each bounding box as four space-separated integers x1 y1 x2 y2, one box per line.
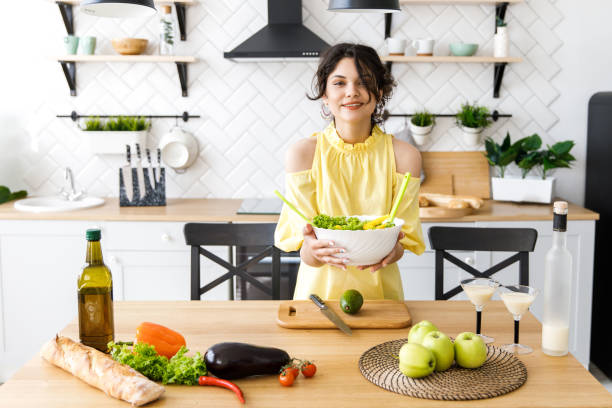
359 338 527 400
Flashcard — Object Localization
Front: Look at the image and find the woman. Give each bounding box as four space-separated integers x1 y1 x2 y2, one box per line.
275 43 425 300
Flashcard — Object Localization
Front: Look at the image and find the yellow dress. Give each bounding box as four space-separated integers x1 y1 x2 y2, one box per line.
274 122 425 300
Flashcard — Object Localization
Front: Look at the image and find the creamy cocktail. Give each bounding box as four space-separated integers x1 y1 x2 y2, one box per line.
499 285 540 355
460 278 500 344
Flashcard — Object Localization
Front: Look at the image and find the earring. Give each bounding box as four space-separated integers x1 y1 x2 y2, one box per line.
321 103 332 120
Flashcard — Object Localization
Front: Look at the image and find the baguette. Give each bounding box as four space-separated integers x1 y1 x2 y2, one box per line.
419 192 484 209
40 336 165 406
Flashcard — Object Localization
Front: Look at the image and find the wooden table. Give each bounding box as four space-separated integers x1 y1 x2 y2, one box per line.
0 301 610 407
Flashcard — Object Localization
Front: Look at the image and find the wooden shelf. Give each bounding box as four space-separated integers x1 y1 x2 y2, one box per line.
380 56 522 63
400 0 522 4
53 0 196 5
56 55 196 63
56 55 195 97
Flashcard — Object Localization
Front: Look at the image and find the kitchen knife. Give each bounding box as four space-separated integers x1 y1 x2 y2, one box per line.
309 294 352 335
155 148 162 184
122 144 134 202
145 148 155 191
135 143 146 200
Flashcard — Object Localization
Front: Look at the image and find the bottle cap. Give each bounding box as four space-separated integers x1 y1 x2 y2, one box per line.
163 5 171 13
86 228 101 241
553 201 568 215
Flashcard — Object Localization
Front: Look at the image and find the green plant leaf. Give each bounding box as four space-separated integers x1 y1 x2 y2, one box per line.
550 141 575 156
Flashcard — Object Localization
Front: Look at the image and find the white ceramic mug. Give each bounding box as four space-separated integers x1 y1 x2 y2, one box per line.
412 39 435 56
386 37 406 55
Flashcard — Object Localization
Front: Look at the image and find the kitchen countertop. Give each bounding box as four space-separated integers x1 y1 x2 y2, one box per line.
0 197 599 222
0 300 610 407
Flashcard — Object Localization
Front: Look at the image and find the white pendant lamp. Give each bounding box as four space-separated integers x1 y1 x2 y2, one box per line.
328 0 401 13
81 0 157 18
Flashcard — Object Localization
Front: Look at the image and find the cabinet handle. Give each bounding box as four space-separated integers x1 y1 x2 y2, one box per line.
161 233 171 242
464 257 475 266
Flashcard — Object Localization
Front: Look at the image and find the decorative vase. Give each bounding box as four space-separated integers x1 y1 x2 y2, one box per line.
491 176 555 203
460 126 483 146
494 26 509 58
409 121 433 146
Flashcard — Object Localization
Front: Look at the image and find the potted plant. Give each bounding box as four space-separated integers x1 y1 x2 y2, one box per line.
81 116 151 154
409 110 435 145
487 133 576 203
456 102 492 146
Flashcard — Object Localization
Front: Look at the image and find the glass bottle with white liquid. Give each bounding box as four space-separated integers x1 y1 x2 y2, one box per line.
542 201 572 356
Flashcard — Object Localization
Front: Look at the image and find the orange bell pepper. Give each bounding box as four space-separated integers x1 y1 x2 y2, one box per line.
135 322 186 359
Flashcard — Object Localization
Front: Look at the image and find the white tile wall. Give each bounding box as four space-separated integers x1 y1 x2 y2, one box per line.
7 0 565 198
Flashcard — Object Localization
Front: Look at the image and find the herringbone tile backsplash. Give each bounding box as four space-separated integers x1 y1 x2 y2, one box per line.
27 0 562 198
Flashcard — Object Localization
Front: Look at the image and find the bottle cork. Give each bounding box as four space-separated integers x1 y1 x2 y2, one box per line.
163 5 171 14
553 201 568 215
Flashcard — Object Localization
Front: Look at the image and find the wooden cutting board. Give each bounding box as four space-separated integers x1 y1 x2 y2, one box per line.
276 300 412 329
420 151 490 199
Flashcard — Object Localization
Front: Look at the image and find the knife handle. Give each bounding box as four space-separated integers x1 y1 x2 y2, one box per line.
157 148 161 166
126 145 131 165
136 143 142 159
146 148 152 165
309 294 327 310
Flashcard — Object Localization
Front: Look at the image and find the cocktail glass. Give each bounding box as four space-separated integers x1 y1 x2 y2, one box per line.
461 278 500 344
499 285 540 355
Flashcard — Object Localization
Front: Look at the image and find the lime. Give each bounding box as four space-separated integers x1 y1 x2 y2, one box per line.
340 289 364 314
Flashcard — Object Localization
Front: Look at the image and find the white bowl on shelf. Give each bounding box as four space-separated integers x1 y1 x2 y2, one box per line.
313 216 405 266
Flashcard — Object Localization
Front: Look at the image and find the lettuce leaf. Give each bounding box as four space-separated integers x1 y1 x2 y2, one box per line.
108 341 206 384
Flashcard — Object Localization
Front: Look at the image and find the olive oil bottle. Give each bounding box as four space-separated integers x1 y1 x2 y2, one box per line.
78 228 114 352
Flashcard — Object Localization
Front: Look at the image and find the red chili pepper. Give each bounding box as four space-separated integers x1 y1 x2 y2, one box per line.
198 376 245 404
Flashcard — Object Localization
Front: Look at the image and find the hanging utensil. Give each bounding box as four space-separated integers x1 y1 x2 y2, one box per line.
121 145 134 202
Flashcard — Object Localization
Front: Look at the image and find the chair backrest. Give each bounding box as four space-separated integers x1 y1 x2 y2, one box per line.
428 226 538 300
184 223 282 300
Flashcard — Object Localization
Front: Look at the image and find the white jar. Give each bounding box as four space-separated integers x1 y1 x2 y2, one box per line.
494 26 509 58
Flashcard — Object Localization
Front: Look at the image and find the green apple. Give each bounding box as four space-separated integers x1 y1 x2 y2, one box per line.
399 343 436 378
422 331 455 372
407 320 439 345
454 331 487 369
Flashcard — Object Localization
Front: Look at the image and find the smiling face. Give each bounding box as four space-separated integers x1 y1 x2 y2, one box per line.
322 57 378 127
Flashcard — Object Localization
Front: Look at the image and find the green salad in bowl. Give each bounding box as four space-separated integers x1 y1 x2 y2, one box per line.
312 214 395 230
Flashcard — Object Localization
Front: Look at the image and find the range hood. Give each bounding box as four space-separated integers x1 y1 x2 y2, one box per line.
223 0 330 61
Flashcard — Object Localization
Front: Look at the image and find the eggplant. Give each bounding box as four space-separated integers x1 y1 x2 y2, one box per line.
204 342 291 379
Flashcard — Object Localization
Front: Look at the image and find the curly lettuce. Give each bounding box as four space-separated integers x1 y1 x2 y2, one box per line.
108 341 207 385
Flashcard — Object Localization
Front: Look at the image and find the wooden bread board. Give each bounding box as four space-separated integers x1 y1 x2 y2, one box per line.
276 300 412 329
419 206 473 218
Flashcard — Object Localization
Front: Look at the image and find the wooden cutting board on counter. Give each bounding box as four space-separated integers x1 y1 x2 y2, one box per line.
420 151 490 198
276 300 412 329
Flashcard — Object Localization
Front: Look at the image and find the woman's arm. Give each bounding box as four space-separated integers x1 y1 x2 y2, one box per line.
392 138 422 176
285 138 349 270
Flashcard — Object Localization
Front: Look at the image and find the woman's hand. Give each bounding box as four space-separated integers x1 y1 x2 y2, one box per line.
300 224 349 270
358 232 405 273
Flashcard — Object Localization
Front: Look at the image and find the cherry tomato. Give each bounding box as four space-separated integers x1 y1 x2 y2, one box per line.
279 370 295 387
282 364 299 378
300 361 317 378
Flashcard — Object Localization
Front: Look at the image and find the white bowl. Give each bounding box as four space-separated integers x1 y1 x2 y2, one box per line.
159 127 199 170
313 215 405 266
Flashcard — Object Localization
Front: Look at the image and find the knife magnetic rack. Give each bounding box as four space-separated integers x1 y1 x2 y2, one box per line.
119 144 166 207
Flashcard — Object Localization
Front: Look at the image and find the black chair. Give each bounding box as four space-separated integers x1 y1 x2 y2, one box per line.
184 223 295 300
428 227 538 300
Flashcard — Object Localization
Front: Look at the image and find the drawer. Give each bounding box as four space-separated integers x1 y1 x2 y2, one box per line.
101 221 189 251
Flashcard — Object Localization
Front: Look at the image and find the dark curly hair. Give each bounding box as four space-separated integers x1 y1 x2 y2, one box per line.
308 43 396 126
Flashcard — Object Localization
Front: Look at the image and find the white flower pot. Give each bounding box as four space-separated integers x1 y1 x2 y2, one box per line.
460 126 483 146
494 26 509 58
409 121 433 146
83 130 148 154
491 176 555 203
